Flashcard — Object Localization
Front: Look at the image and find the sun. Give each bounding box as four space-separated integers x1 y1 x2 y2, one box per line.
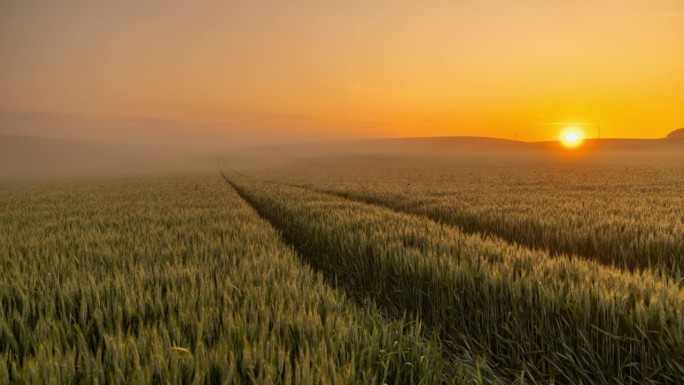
560 128 584 148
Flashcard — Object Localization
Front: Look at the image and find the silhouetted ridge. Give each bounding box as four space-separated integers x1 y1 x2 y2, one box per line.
666 129 684 139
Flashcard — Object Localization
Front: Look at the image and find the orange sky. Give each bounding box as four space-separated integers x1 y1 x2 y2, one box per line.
1 1 683 149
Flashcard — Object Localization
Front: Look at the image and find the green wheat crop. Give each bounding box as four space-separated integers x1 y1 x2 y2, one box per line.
228 173 684 384
261 159 684 279
0 177 449 385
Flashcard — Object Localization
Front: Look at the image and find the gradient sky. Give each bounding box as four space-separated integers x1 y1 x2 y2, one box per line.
1 1 683 149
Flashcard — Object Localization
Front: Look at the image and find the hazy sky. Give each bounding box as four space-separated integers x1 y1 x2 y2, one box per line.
1 1 683 149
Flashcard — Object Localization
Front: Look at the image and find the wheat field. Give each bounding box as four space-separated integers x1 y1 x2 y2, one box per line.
2 158 683 384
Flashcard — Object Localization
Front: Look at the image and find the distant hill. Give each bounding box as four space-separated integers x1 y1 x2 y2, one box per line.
241 136 535 157
0 135 213 179
538 137 684 152
241 135 684 158
227 135 684 172
667 129 684 139
5 134 684 179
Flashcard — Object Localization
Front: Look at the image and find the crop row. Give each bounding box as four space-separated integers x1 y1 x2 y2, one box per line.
269 161 684 279
229 174 684 384
0 177 447 385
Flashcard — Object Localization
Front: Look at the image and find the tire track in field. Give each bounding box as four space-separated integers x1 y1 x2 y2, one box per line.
264 177 581 266
286 182 680 282
219 170 512 384
221 170 684 384
221 171 422 320
229 171 674 284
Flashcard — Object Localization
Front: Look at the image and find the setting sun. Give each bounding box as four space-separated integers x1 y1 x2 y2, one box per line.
560 128 584 148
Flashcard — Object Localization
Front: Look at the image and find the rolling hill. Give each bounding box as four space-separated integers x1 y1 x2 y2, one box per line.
4 134 684 179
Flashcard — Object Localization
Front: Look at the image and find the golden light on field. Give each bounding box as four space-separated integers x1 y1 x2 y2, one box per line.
560 128 584 149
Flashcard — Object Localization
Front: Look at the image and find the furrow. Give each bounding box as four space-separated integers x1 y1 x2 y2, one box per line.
290 181 683 281
226 173 684 385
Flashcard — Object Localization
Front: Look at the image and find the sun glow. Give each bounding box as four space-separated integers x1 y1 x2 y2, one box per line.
560 128 584 148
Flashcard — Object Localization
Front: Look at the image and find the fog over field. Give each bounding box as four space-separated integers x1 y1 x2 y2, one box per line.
3 129 684 180
0 134 217 180
2 1 684 384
